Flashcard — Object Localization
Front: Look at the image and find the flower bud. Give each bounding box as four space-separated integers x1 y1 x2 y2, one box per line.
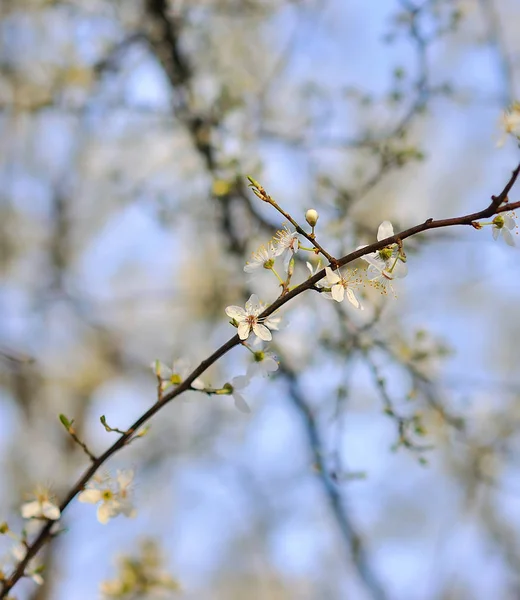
305 209 319 227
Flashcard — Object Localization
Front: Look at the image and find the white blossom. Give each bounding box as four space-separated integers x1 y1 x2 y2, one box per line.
257 298 283 331
377 220 394 241
498 103 520 146
230 375 251 413
272 225 299 270
247 350 279 378
78 470 137 525
11 544 44 585
24 518 62 538
359 220 408 291
323 267 363 309
20 486 60 521
244 243 277 273
492 213 516 246
306 259 323 278
152 359 204 391
225 294 273 341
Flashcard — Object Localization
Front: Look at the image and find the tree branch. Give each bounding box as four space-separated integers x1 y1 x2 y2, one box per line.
2 161 519 598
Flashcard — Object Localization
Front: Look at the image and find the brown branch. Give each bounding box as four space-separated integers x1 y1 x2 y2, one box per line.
247 178 337 264
2 161 519 598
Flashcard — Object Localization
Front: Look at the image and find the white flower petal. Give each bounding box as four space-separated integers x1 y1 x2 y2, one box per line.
118 500 137 518
377 221 394 241
97 503 113 524
158 362 172 377
264 315 281 331
12 544 27 561
233 392 251 414
245 294 262 315
116 470 134 489
244 262 260 273
253 323 272 341
21 501 41 519
41 501 60 520
31 573 44 585
346 288 362 309
325 267 340 284
225 306 247 321
191 378 205 390
504 215 516 230
367 265 382 280
392 260 408 278
232 375 250 390
78 489 102 504
331 284 345 302
237 322 251 340
262 357 279 372
174 358 191 376
492 227 500 240
282 251 294 273
361 253 383 270
503 227 515 246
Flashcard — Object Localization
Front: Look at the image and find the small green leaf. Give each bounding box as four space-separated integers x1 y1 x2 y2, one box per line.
59 414 71 429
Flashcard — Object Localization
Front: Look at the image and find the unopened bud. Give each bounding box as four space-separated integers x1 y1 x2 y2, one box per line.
305 209 319 228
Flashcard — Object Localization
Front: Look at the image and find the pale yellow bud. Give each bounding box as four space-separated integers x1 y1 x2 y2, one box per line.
305 209 319 227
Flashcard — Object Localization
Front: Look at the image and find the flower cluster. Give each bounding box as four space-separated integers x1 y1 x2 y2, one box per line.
78 470 136 525
0 487 62 588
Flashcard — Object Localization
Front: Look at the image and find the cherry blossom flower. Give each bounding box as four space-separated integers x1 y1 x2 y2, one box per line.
498 103 520 146
364 259 401 295
20 486 60 521
11 544 44 585
225 294 273 341
306 259 323 278
247 350 279 378
256 298 283 331
322 267 363 309
78 470 137 524
230 375 251 413
492 213 516 246
152 359 204 391
272 225 299 269
244 243 277 273
23 518 61 538
359 220 407 288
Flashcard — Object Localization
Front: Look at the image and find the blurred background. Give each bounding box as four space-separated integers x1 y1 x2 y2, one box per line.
1 0 520 598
